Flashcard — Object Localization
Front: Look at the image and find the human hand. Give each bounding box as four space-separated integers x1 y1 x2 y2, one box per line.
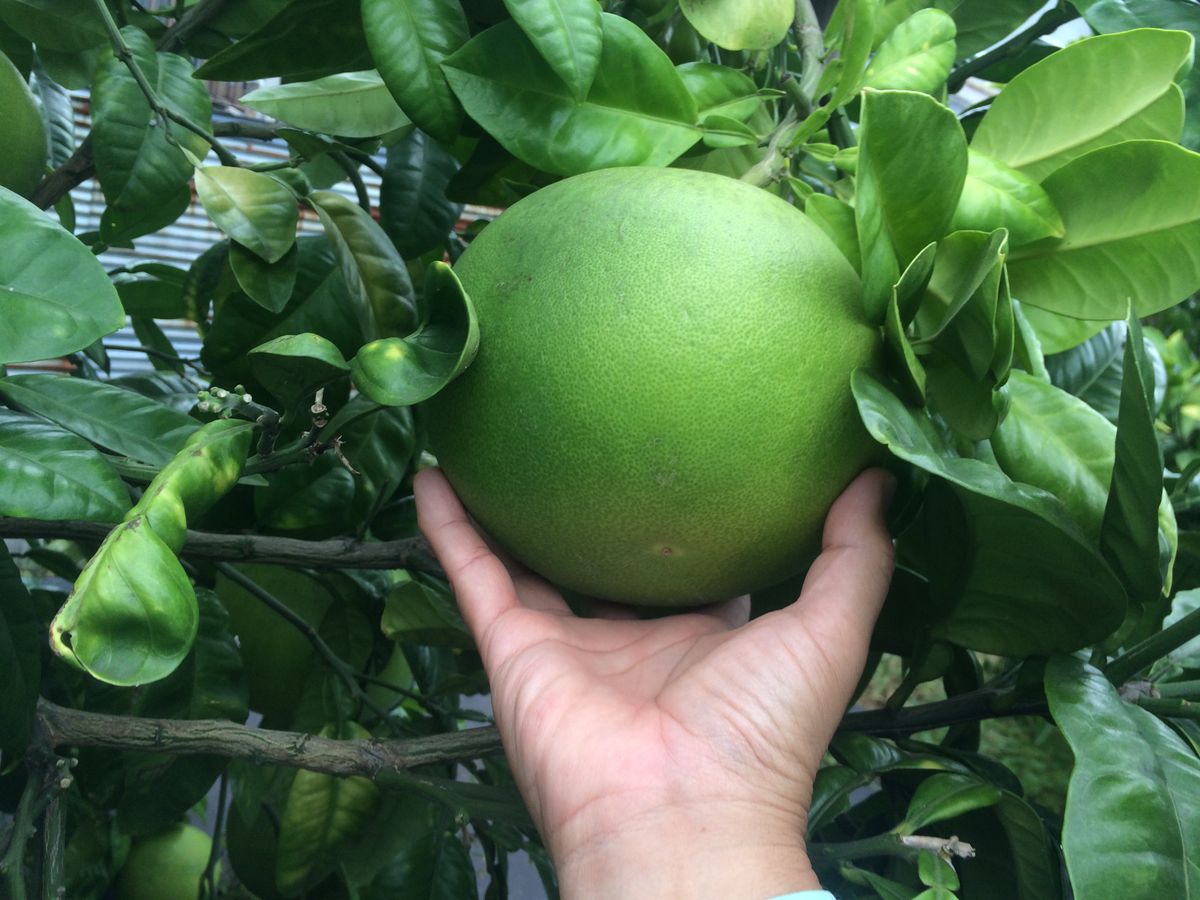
414 468 895 900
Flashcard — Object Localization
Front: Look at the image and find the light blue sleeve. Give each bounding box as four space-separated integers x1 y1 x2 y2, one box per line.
768 893 837 900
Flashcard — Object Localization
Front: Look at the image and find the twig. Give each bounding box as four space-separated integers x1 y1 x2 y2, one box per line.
0 771 42 900
810 832 975 863
35 700 503 777
1107 603 1200 686
213 562 395 721
332 152 372 211
947 1 1075 92
90 0 239 167
200 773 227 900
840 687 1047 736
0 518 440 573
1137 697 1200 722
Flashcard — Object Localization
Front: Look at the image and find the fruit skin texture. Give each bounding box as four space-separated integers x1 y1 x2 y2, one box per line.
424 166 879 605
0 50 47 197
114 823 214 900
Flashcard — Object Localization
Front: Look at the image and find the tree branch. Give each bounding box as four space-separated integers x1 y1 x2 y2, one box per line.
0 517 440 574
839 688 1047 737
35 700 502 779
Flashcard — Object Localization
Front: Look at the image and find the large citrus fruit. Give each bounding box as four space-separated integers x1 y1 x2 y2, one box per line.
0 50 47 198
424 167 879 605
114 823 214 900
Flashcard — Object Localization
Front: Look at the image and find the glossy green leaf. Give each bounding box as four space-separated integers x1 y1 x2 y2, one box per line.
248 332 350 405
1010 299 1049 379
918 852 959 891
991 371 1176 556
804 194 860 273
504 0 602 97
442 14 700 176
91 28 212 243
127 419 254 553
336 400 415 525
360 803 478 900
114 589 248 834
1046 655 1200 900
309 189 418 337
1019 303 1110 355
0 374 199 466
971 29 1191 180
951 0 1045 61
924 355 1004 440
0 0 105 52
351 261 479 406
30 58 75 168
115 273 187 319
856 89 968 322
862 8 956 94
380 130 463 260
679 0 791 50
899 772 1002 834
1045 322 1168 423
677 61 763 121
0 543 39 757
381 570 471 647
895 240 938 326
855 369 1127 654
0 409 130 521
884 291 926 405
194 166 299 264
254 454 357 535
0 186 124 363
276 721 380 894
1101 312 1172 604
49 517 197 685
241 69 410 137
825 0 879 108
230 241 299 313
110 371 199 415
362 0 469 143
195 0 373 82
951 149 1064 248
1007 141 1200 320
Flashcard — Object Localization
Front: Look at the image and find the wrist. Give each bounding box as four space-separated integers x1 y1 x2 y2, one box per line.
553 802 821 900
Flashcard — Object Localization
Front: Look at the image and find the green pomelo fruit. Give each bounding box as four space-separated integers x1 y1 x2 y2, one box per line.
215 564 335 726
0 49 46 197
424 166 880 606
114 823 214 900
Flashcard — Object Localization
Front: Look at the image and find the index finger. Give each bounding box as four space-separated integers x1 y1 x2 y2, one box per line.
413 468 521 646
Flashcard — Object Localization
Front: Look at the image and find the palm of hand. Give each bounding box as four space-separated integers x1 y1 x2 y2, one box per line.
414 467 893 873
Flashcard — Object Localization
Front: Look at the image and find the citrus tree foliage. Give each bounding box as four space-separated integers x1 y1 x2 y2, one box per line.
2 0 1200 898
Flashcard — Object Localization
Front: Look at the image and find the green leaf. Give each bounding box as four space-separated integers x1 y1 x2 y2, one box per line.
360 803 479 900
195 0 373 82
825 0 879 108
679 0 792 50
856 89 968 322
1101 312 1172 604
49 517 197 686
0 543 39 757
951 149 1064 248
91 28 212 242
335 400 416 525
194 165 299 264
115 271 187 319
1046 656 1200 900
30 58 75 168
248 332 350 406
1007 140 1200 320
899 772 1002 834
381 570 472 647
677 61 764 121
362 0 469 143
350 261 479 406
0 374 199 466
971 28 1191 180
275 721 380 895
855 369 1127 654
804 193 861 273
884 291 926 405
950 0 1045 61
1019 303 1110 355
918 851 960 891
1045 322 1167 423
241 69 411 137
862 8 956 94
114 589 249 834
309 189 418 338
229 240 299 313
0 186 124 363
0 0 106 52
254 455 356 535
0 409 130 521
504 0 602 97
110 371 198 415
442 14 700 176
380 130 464 260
